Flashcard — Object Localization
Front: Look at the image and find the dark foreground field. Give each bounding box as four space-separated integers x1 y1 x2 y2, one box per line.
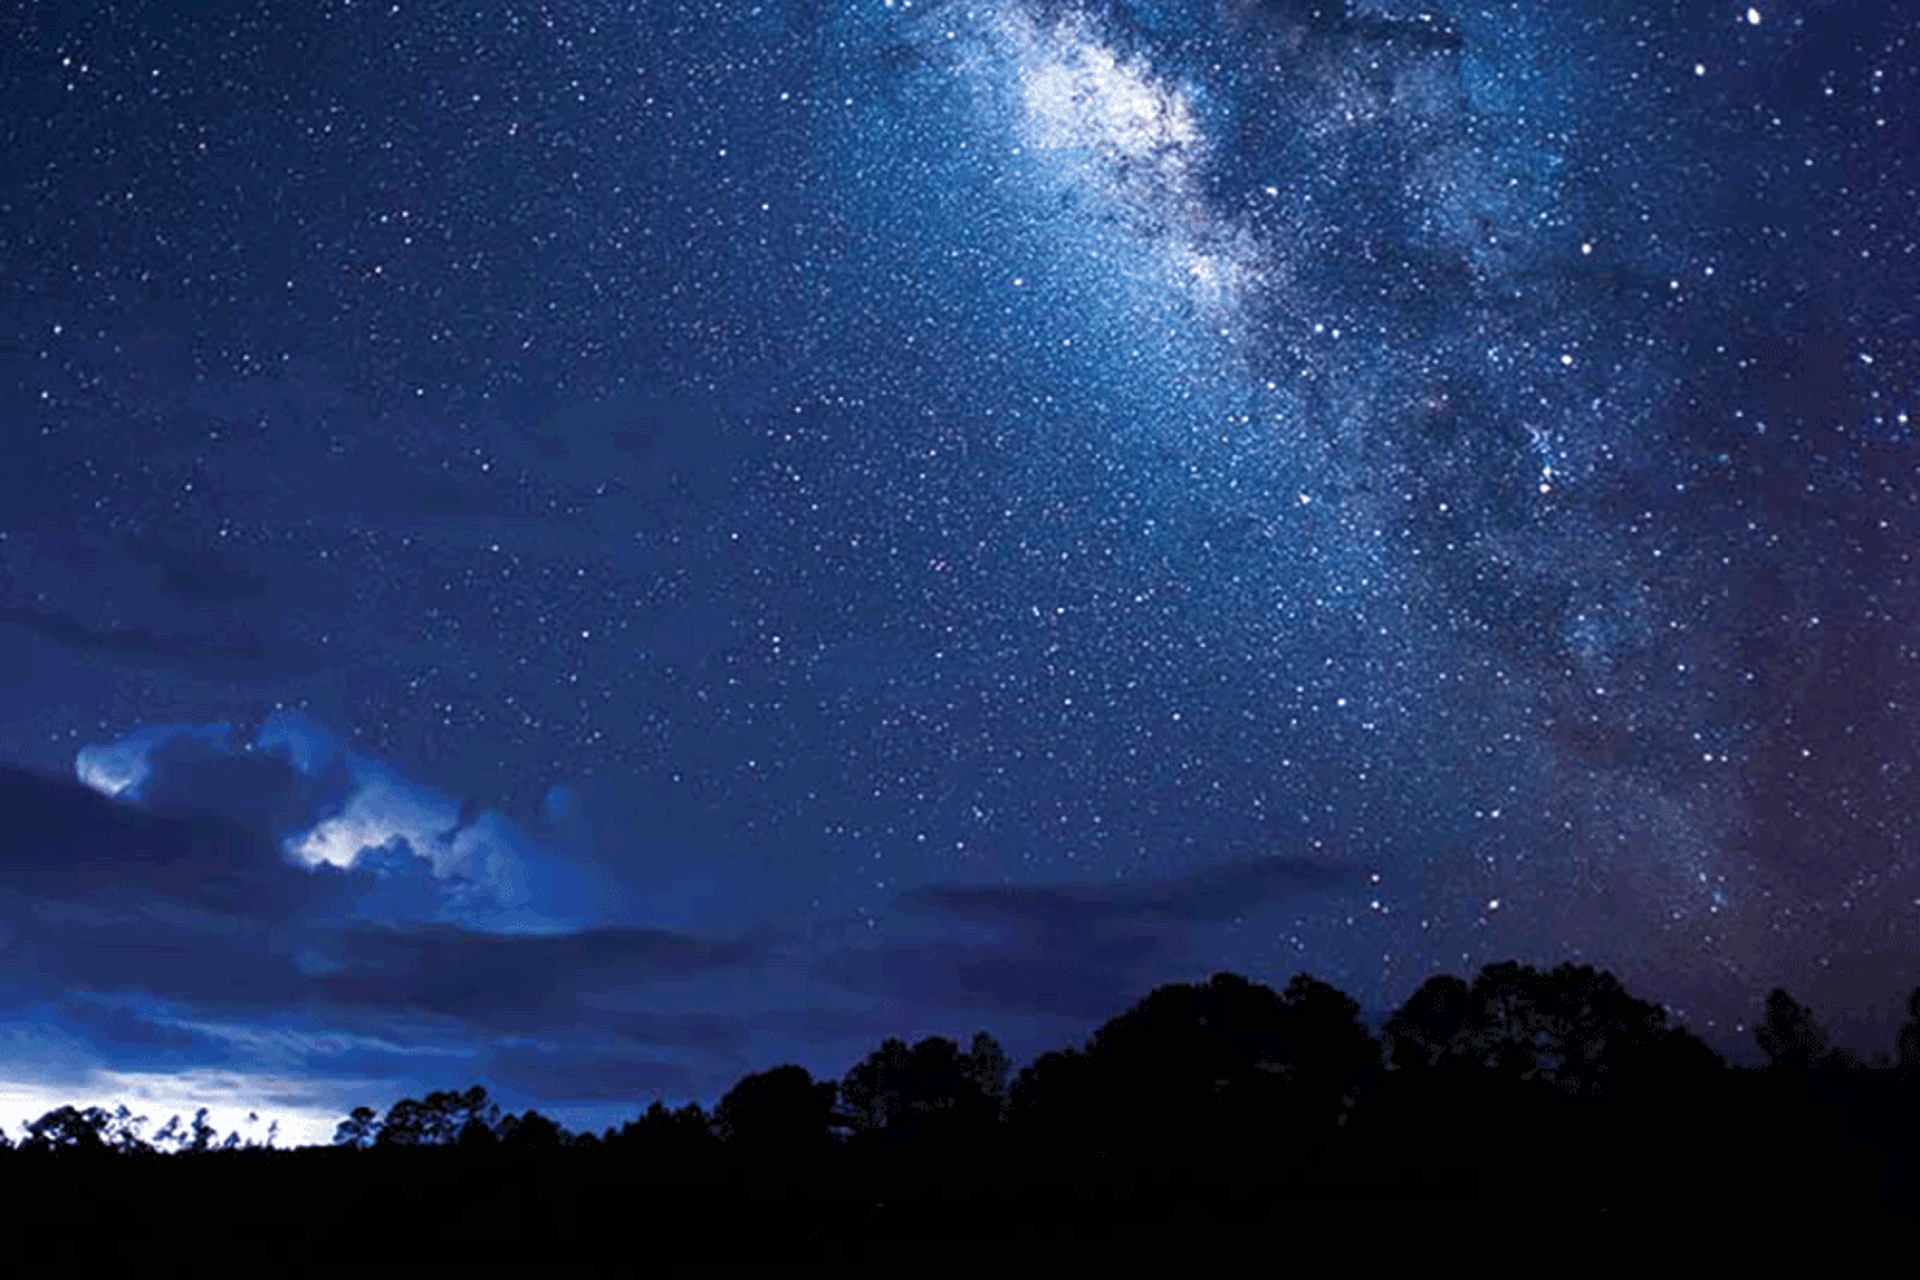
5 1135 1906 1278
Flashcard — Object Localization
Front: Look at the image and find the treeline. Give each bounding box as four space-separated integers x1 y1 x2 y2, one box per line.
7 961 1920 1264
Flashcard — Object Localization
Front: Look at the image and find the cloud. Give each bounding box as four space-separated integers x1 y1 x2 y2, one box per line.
8 714 1373 1135
4 740 1287 1132
75 721 235 800
6 907 311 1015
0 762 329 928
8 718 769 1043
529 773 793 936
73 712 604 936
10 1066 359 1149
952 932 1173 1019
116 532 269 604
812 854 1365 1021
0 1015 134 1091
0 747 790 1124
741 1003 909 1050
487 1042 699 1105
0 605 278 667
811 926 1181 1022
289 773 460 872
0 530 330 684
904 853 1366 928
53 996 233 1072
308 923 757 1028
120 725 347 844
606 1011 756 1056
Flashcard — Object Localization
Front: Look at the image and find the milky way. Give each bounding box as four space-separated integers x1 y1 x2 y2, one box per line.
800 0 1920 1040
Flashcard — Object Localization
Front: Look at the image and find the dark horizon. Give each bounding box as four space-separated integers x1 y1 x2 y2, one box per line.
6 959 1917 1267
10 954 1915 1151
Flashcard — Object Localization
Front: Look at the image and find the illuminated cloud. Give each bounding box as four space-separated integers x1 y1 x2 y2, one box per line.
72 712 594 935
75 722 232 800
289 774 459 872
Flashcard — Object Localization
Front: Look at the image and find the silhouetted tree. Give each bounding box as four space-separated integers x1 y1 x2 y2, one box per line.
1277 972 1382 1123
332 1106 381 1149
444 1086 500 1140
1896 987 1920 1072
840 1031 1011 1151
186 1107 218 1153
603 1100 720 1187
1382 973 1480 1071
713 1065 839 1167
6 959 1914 1246
375 1097 428 1147
221 1110 269 1150
616 1099 717 1149
21 1105 112 1154
1009 1047 1093 1127
103 1103 152 1155
1086 972 1289 1118
376 1085 499 1147
962 1030 1012 1118
1371 960 1735 1199
1756 988 1830 1070
1074 970 1379 1177
1005 1046 1110 1187
1517 963 1684 1097
1384 962 1698 1100
1468 960 1550 1077
497 1109 565 1150
457 1115 498 1149
840 1037 911 1134
1615 1020 1725 1082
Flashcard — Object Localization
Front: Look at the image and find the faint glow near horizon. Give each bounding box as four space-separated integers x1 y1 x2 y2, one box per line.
0 1075 343 1150
75 722 233 800
72 712 582 933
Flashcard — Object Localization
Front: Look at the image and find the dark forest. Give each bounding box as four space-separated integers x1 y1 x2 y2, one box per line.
9 960 1918 1270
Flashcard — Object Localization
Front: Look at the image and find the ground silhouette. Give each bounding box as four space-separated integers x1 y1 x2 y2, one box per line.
5 959 1918 1269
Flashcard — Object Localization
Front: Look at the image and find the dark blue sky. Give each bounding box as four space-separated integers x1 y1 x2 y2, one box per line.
2 0 1917 1144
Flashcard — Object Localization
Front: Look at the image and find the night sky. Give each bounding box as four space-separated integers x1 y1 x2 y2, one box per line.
2 0 1917 1146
